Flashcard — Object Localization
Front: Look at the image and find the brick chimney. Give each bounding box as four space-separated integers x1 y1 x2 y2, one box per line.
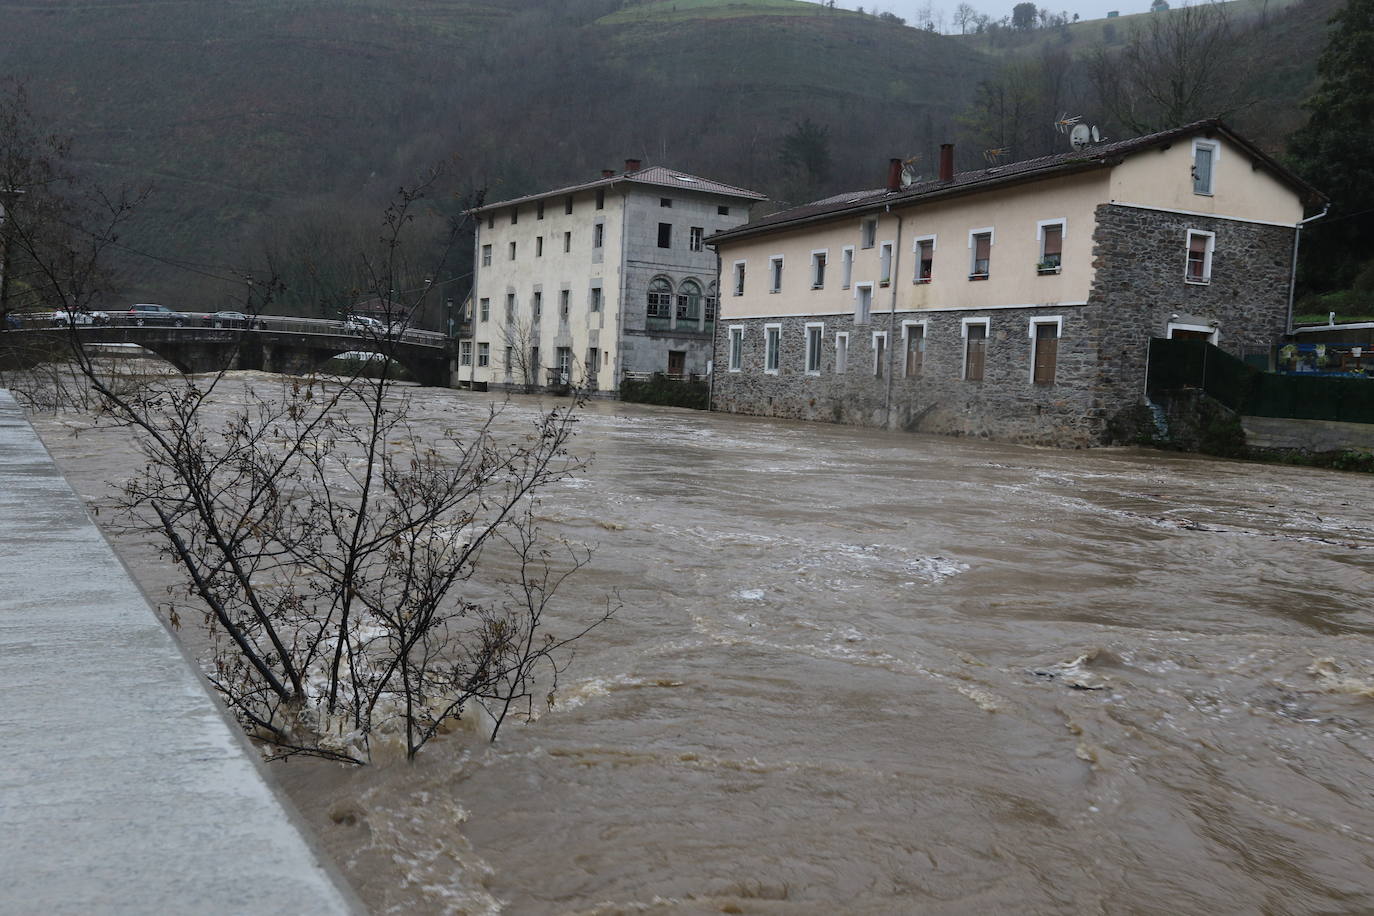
887 158 903 192
624 158 642 173
601 169 615 179
939 144 955 182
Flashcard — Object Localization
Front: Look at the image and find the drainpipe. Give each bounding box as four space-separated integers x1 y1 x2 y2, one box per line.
1286 203 1329 334
708 245 721 411
884 206 904 428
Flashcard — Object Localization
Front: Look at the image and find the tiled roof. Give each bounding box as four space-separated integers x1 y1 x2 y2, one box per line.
472 166 765 214
710 120 1322 244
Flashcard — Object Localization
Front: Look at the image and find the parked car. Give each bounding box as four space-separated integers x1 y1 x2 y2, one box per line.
125 303 187 326
203 310 256 329
51 309 110 327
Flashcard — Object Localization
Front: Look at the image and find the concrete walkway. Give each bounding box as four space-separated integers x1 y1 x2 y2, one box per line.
0 390 358 914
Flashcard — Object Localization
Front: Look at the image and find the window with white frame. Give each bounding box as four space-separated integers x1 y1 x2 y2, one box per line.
477 342 490 367
841 246 854 289
1185 230 1215 283
962 317 989 381
903 321 926 377
1192 139 1218 195
593 223 604 248
728 326 744 372
1030 316 1062 386
705 283 718 324
481 244 492 266
647 277 673 318
1037 219 1064 273
479 298 490 322
969 228 993 279
872 331 887 378
769 256 784 293
676 279 702 322
805 322 824 373
811 250 827 289
914 236 934 282
764 324 781 373
459 340 472 366
861 218 877 249
690 226 704 252
834 332 849 373
733 261 746 296
879 242 893 286
854 283 873 324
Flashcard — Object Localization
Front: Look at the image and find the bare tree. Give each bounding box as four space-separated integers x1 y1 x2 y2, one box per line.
1088 2 1251 135
954 2 979 34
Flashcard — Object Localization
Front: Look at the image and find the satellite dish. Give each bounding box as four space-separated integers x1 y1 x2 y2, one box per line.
1070 123 1092 150
1090 125 1101 142
900 165 917 188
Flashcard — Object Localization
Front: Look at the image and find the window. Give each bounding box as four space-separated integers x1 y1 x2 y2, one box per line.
594 223 604 248
477 342 490 367
718 205 730 216
505 346 513 373
1038 220 1064 273
510 207 518 225
481 244 492 267
855 284 872 324
565 195 574 215
690 226 704 252
459 340 472 366
733 261 746 296
563 231 572 253
764 324 781 373
969 229 993 279
834 332 849 373
914 237 934 282
728 326 744 372
532 291 543 322
676 279 702 323
872 332 887 378
769 256 783 293
559 289 570 321
1192 139 1218 195
486 212 494 230
595 189 605 210
508 241 517 261
505 292 515 321
657 223 672 248
537 200 545 220
705 283 718 324
586 347 600 375
861 218 877 249
805 322 824 374
590 287 602 313
879 242 893 286
557 346 573 380
811 250 827 289
903 322 925 377
962 319 988 381
647 277 673 319
1186 230 1215 283
1030 317 1062 386
841 246 854 289
536 236 544 257
660 197 673 208
479 297 490 322
530 346 540 377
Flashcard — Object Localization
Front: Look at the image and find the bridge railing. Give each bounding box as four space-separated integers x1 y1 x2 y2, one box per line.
5 311 447 346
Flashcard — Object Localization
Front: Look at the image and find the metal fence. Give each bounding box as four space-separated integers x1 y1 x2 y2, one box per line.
1148 338 1374 425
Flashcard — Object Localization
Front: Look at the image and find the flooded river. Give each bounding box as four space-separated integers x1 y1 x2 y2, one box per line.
31 377 1374 914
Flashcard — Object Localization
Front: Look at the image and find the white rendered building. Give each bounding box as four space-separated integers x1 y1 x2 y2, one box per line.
462 161 765 393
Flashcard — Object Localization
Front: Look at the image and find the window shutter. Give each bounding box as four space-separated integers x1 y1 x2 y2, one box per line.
975 234 990 261
1193 147 1213 193
1043 227 1062 257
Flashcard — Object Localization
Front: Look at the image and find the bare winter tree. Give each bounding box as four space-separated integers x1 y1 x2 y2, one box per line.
1087 2 1252 135
5 92 612 764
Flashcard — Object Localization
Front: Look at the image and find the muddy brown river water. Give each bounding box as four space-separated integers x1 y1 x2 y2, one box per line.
30 377 1374 914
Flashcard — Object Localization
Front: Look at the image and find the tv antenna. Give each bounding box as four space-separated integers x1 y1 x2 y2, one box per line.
983 147 1010 165
1055 113 1082 134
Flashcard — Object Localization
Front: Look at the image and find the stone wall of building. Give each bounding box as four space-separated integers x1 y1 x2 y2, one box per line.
1086 203 1295 439
711 204 1297 447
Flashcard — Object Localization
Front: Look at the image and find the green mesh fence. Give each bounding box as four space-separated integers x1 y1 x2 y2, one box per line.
1148 338 1374 425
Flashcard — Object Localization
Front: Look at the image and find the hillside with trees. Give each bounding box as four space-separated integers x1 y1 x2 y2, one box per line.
0 0 1350 315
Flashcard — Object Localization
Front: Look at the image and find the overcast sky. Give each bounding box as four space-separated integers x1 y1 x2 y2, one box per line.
850 0 1155 30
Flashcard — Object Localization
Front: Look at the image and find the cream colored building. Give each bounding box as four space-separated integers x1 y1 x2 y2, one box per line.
710 120 1323 445
463 162 764 393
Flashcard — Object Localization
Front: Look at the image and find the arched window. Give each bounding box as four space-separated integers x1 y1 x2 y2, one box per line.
647 277 673 319
704 282 719 324
676 279 702 321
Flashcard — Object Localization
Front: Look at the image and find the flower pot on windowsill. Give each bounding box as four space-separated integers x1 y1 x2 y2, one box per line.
1036 262 1061 275
968 273 989 281
914 277 932 284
